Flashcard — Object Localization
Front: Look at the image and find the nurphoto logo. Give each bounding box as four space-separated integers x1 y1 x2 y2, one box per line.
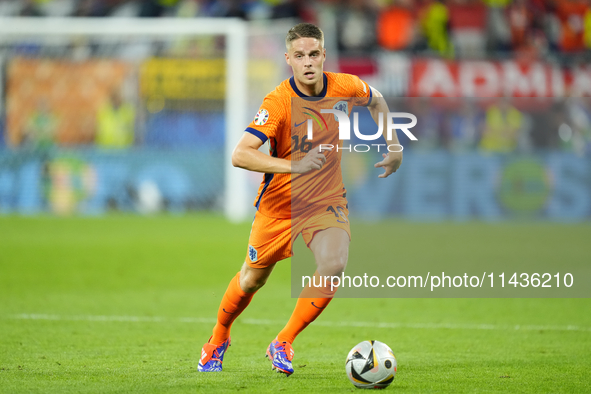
306 109 418 153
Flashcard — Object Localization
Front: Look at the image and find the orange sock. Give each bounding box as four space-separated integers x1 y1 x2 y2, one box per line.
277 271 337 344
210 272 255 345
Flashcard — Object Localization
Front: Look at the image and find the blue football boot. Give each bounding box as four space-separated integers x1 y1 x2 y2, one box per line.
198 336 230 372
266 338 294 376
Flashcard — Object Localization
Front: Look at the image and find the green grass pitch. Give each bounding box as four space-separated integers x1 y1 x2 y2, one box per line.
1 215 590 393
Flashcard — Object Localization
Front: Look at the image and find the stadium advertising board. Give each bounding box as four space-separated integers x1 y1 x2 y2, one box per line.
1 150 588 220
346 152 589 221
140 58 225 101
0 149 222 215
409 59 591 98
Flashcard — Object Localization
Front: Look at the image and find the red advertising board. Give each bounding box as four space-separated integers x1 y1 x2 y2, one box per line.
409 58 591 100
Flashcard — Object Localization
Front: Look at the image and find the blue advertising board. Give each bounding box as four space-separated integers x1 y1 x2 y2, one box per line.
346 152 591 221
0 149 589 221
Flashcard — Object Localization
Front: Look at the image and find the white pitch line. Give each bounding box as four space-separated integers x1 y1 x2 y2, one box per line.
5 313 591 333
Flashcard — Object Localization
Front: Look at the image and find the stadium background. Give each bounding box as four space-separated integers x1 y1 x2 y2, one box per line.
1 1 590 393
1 0 591 219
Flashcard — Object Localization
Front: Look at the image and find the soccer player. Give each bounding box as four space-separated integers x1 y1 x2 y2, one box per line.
198 23 403 375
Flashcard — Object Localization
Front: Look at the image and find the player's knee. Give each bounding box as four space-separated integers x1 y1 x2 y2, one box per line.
317 250 348 276
240 272 268 293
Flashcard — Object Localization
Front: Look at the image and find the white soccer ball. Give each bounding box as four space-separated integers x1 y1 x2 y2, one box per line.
345 340 397 389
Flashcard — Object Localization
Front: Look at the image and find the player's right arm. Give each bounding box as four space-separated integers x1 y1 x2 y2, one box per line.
231 132 329 174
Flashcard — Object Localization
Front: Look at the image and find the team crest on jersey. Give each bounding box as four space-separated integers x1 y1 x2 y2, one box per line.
254 109 269 126
248 245 258 262
333 101 348 121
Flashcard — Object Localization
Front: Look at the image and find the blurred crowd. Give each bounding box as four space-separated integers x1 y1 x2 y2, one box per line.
3 0 591 62
336 0 591 62
396 97 591 156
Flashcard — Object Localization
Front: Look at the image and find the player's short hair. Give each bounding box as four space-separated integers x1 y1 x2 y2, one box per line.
285 23 324 50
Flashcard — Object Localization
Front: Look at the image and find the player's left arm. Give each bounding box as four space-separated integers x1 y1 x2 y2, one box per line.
367 87 403 178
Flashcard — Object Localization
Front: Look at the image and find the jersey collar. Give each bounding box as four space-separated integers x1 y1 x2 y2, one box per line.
289 73 327 100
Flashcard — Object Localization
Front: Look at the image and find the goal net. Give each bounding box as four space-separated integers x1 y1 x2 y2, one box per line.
0 17 290 221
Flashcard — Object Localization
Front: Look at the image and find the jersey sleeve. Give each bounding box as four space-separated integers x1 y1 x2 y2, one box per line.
245 95 286 143
351 75 373 107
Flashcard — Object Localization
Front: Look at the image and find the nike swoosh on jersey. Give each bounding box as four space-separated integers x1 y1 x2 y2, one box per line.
222 308 232 314
311 302 325 309
294 120 306 128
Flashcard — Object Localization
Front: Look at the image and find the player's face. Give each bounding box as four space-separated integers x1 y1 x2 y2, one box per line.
285 37 326 91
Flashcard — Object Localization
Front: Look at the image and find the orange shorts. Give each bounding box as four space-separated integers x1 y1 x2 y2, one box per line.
245 198 350 268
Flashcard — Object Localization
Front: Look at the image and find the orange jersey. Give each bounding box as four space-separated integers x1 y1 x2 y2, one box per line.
245 72 372 219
